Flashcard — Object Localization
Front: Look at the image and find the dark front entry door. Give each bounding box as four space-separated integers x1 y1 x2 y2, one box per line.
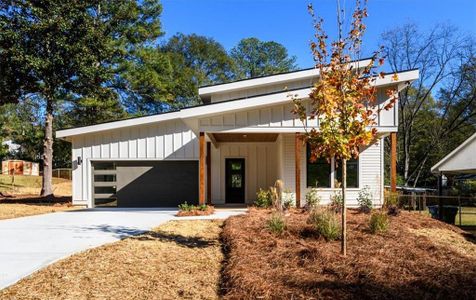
225 158 245 203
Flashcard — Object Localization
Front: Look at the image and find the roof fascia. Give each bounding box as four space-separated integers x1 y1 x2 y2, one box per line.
56 69 418 139
198 59 372 97
431 132 476 174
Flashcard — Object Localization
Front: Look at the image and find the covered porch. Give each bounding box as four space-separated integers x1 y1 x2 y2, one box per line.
197 131 399 207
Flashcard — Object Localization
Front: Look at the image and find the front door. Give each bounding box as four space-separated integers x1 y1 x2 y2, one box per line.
225 158 245 203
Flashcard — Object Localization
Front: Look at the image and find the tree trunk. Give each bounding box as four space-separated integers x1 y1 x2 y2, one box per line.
341 158 347 256
40 100 54 198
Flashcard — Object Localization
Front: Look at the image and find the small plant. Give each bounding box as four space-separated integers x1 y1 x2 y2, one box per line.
357 185 373 213
266 213 286 235
308 209 341 241
330 191 343 213
384 191 400 216
282 188 295 209
305 188 321 210
255 188 272 208
369 212 389 234
177 202 214 216
178 201 193 212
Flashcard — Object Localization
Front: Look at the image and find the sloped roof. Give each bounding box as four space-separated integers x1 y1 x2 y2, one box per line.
56 69 419 139
431 132 476 175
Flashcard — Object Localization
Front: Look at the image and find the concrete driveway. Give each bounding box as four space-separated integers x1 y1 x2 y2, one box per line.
0 208 245 290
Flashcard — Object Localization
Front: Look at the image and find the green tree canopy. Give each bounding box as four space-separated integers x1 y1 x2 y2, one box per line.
0 0 167 196
230 37 297 79
162 33 235 105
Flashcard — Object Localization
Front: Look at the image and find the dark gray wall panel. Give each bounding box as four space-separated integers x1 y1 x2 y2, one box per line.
115 161 198 207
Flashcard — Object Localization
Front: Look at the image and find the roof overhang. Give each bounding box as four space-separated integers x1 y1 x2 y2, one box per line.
431 132 476 174
198 58 372 99
57 69 419 139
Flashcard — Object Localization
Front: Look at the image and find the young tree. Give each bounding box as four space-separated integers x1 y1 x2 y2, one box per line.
292 1 397 255
230 37 297 79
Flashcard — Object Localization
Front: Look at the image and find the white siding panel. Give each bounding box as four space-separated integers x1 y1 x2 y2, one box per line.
280 133 383 207
71 119 199 206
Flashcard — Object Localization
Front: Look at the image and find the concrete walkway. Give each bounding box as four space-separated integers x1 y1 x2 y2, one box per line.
0 208 245 290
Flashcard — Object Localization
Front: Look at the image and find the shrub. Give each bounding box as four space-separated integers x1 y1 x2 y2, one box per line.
305 188 321 210
282 188 295 209
178 201 193 212
266 213 286 235
357 185 373 213
330 191 343 213
384 191 400 216
308 209 341 241
255 188 272 208
369 212 389 234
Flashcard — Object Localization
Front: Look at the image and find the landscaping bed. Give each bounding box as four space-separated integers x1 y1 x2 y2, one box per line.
0 220 224 299
176 202 215 217
221 208 476 299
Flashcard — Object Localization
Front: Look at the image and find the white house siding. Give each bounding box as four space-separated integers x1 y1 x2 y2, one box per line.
200 88 397 133
210 142 278 204
279 134 384 207
210 78 313 102
71 119 198 205
199 101 317 131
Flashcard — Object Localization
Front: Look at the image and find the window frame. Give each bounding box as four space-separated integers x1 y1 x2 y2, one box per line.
306 144 332 188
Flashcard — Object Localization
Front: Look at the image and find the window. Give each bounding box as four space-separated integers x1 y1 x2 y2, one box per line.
335 158 359 188
306 145 331 188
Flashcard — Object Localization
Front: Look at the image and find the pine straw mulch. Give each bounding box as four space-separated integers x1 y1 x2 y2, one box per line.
0 202 76 220
221 208 476 300
176 205 215 217
0 220 224 300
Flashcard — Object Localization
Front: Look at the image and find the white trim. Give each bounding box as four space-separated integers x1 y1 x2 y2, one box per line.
199 59 372 96
57 69 418 139
201 126 399 133
431 131 476 173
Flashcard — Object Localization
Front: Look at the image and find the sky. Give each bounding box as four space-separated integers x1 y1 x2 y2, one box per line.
160 0 476 69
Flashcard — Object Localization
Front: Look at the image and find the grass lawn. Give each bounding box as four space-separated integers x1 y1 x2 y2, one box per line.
0 203 77 220
0 220 224 300
0 174 71 196
221 208 476 299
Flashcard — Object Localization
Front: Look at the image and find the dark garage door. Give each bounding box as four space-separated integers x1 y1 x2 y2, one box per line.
92 161 198 207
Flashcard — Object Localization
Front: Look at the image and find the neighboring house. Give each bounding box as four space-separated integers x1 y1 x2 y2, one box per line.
431 131 476 192
56 59 419 208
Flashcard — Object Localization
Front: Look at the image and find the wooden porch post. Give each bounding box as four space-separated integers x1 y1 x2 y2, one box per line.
206 141 211 205
199 132 205 205
390 132 397 193
295 133 301 208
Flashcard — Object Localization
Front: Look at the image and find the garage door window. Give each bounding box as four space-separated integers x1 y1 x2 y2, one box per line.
92 162 117 207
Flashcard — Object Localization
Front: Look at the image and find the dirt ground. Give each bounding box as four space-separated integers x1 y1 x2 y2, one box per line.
0 220 224 300
221 208 476 300
0 203 77 220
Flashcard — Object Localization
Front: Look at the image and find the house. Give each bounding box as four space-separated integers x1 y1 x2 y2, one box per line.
431 131 476 193
56 59 419 208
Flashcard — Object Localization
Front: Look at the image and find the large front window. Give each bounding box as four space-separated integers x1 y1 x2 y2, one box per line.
306 144 359 188
306 145 331 188
335 158 359 188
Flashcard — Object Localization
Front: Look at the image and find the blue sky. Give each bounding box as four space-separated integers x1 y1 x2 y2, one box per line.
160 0 476 68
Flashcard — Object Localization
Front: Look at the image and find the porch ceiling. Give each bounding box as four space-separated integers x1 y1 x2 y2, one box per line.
212 133 279 143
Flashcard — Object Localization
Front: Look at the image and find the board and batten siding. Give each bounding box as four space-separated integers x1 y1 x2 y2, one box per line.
71 119 198 204
279 134 384 206
210 78 313 103
210 142 278 204
200 89 397 132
